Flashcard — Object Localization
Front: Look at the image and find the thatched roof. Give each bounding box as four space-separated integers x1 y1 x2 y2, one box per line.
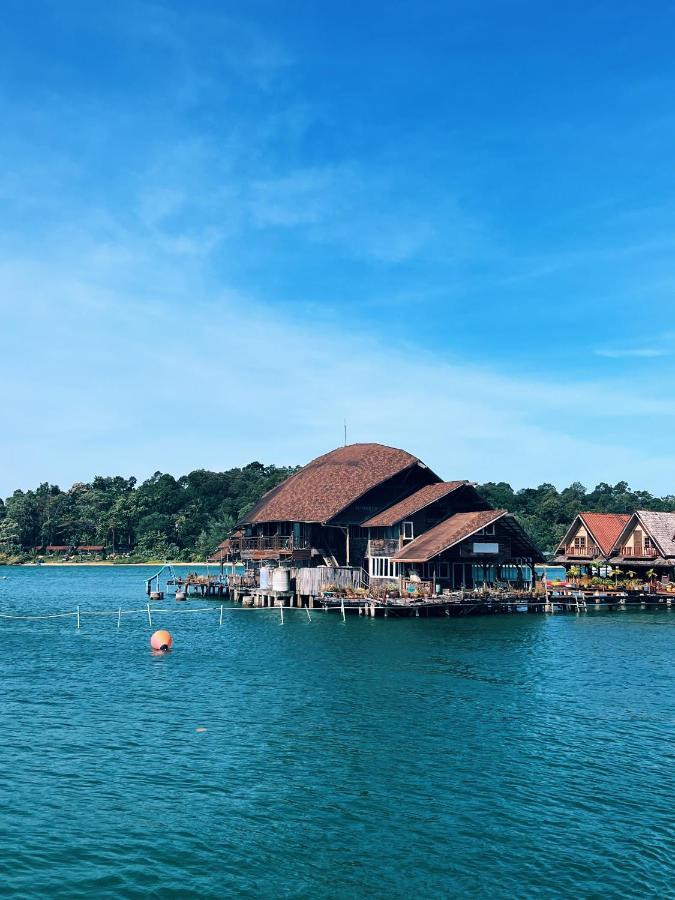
620 510 675 558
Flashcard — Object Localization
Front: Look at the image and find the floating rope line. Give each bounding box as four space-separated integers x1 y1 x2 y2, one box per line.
0 604 331 624
0 611 78 620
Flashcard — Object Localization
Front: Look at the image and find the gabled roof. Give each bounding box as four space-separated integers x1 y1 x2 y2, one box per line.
627 510 675 558
556 511 631 558
579 512 631 556
361 481 471 527
393 510 507 563
240 443 434 525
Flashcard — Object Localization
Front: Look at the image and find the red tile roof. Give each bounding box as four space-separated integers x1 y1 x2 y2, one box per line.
393 510 507 563
241 443 429 525
580 513 631 556
361 481 470 527
77 545 104 552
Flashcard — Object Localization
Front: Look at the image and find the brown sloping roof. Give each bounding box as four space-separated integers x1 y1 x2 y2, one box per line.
361 481 470 527
241 443 429 524
393 510 507 563
580 512 631 556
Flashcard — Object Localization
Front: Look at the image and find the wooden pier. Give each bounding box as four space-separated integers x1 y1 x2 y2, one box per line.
145 564 674 618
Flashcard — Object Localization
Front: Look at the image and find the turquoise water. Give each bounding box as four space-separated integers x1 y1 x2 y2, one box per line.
1 566 674 898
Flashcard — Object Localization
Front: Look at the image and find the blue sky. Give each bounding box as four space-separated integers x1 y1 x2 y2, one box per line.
3 0 675 496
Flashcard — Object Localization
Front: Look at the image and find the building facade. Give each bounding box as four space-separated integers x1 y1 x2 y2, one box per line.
218 443 542 592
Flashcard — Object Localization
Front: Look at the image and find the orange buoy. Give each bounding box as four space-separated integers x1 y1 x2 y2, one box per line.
150 629 173 651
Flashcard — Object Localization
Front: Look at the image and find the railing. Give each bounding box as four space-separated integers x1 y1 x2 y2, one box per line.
368 539 400 557
620 546 657 558
227 574 257 588
229 535 310 556
563 545 601 558
403 578 433 598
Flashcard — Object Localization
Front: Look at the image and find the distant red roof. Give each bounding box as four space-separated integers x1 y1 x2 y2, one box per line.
393 510 507 563
579 513 631 556
77 545 104 552
361 482 470 527
46 545 70 552
241 443 433 525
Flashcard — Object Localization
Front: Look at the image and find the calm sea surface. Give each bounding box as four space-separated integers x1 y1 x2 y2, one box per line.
1 566 673 899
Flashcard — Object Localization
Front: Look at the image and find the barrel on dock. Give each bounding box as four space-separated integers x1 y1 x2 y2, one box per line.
272 568 290 592
150 591 164 601
260 566 271 590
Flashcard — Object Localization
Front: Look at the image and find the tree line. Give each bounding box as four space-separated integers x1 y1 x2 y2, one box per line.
0 464 298 562
1 466 674 562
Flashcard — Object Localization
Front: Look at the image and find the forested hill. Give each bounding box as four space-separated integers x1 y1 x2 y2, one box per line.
0 464 299 562
1 466 674 562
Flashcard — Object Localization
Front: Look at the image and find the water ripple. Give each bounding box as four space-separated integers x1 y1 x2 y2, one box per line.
1 566 674 898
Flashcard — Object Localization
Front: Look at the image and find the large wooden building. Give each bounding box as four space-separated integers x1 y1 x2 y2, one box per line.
220 443 541 592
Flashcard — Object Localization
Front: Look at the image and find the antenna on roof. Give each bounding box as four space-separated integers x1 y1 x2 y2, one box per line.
344 418 347 446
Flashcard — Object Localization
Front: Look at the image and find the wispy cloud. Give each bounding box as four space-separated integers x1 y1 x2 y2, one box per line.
595 346 670 359
4 233 675 496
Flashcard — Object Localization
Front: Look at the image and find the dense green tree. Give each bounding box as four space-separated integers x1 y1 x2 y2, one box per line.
3 465 674 561
0 463 297 561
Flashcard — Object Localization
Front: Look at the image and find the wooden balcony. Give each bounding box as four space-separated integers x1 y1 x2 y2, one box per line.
620 546 657 558
562 545 601 558
230 535 310 559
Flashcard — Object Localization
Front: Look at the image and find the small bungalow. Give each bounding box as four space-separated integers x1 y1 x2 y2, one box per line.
553 512 631 571
76 545 106 558
607 510 675 578
45 545 71 557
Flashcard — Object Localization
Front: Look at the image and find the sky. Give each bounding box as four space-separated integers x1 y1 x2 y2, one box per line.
2 0 675 496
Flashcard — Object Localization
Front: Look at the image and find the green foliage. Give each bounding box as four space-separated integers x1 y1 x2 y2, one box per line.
2 464 298 561
4 467 673 561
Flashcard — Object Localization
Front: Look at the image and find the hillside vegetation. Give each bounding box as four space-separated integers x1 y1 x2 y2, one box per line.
1 467 673 562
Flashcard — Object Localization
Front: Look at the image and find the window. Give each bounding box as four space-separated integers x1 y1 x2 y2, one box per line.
402 521 414 540
369 557 399 578
438 562 450 579
574 536 586 548
478 524 496 536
